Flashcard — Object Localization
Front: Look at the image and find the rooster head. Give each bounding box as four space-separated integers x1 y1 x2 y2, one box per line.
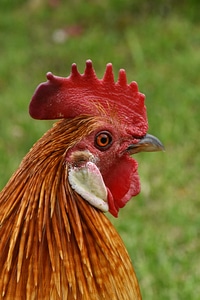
29 60 163 217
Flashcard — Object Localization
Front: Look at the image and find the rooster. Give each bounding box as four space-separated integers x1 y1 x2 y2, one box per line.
0 60 163 299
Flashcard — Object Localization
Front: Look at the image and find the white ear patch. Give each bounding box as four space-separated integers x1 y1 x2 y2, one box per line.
68 161 109 212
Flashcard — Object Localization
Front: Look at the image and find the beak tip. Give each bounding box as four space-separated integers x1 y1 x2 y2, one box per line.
153 138 165 152
160 145 165 152
143 133 165 153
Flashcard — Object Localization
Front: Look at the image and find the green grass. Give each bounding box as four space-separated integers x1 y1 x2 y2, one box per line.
0 1 200 299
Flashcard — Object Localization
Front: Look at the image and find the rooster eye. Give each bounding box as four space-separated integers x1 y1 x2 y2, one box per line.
95 131 112 150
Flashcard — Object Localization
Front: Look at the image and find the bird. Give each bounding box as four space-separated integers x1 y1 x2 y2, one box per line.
0 60 163 299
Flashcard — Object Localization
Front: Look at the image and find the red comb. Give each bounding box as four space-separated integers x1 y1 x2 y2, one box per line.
29 60 148 136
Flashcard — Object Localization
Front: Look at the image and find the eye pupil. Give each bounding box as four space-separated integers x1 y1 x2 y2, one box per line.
99 135 108 145
95 131 112 150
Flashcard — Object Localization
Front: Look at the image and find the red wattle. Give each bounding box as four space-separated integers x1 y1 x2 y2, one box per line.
107 188 119 217
104 155 140 214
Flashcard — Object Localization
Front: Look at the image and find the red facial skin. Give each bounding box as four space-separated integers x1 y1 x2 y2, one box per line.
66 122 142 217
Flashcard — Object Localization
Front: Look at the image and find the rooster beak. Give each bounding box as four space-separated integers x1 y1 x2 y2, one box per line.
127 133 164 154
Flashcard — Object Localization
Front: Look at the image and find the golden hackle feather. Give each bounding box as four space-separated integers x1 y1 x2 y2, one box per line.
0 116 141 299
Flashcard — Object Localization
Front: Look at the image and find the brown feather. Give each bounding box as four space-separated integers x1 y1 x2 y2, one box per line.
0 116 141 299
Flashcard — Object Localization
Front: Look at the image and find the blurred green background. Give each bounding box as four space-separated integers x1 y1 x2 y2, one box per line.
0 1 200 299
